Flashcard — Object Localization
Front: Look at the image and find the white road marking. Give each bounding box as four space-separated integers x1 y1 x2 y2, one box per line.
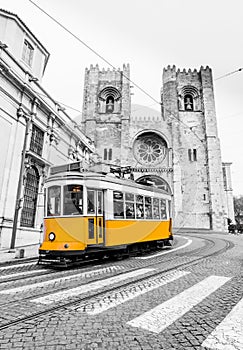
0 262 37 271
0 265 125 294
0 269 45 280
202 297 243 350
84 270 190 315
31 268 154 305
136 235 192 260
127 275 231 334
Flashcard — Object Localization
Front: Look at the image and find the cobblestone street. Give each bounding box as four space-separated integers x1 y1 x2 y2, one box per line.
0 2 242 349
0 232 242 349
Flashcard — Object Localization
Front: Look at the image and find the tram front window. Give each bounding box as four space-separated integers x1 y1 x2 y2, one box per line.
47 186 61 216
63 185 83 215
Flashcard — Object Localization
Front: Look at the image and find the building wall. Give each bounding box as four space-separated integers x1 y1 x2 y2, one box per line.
0 10 49 82
0 10 94 249
82 64 131 166
222 162 235 224
162 66 227 231
82 64 231 232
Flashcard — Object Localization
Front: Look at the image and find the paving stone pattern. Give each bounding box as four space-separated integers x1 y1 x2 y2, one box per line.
0 233 242 349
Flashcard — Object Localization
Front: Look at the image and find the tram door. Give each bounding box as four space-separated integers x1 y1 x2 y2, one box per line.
87 189 104 245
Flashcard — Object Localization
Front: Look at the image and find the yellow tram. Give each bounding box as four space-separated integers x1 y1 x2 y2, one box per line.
39 163 173 265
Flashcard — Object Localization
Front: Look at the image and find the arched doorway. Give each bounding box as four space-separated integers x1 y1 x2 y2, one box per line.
136 175 171 194
20 166 40 227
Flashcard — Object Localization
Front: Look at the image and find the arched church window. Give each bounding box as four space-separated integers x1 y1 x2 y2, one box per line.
106 96 114 113
184 94 194 111
20 166 40 227
104 148 107 160
98 87 121 114
108 148 112 160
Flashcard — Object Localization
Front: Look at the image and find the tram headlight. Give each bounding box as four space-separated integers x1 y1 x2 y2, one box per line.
48 232 56 241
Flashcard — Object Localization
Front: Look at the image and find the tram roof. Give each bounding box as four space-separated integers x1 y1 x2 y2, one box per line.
47 162 171 195
46 170 170 196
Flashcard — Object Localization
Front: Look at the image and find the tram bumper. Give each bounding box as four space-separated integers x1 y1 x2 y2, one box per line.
38 249 86 265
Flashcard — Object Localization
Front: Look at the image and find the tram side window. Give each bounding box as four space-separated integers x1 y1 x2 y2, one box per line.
153 198 160 219
160 199 167 219
87 190 95 214
63 185 83 215
136 195 144 219
97 191 103 215
125 193 135 219
168 200 171 217
47 186 61 216
145 197 152 219
113 191 124 218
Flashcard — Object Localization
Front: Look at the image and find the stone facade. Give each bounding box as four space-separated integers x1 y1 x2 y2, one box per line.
222 162 235 224
0 9 94 248
162 65 231 231
82 64 131 166
82 64 234 232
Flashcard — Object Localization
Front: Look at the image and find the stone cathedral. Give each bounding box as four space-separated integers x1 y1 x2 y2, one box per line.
81 64 234 232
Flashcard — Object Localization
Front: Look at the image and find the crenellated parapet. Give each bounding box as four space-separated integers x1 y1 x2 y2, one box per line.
163 65 177 83
163 65 213 83
200 65 214 87
84 64 130 84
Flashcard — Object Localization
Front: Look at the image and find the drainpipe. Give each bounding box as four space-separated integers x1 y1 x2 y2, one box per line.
9 107 31 251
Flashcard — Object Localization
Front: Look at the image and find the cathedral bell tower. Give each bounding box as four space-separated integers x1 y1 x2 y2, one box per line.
162 65 227 231
82 64 131 166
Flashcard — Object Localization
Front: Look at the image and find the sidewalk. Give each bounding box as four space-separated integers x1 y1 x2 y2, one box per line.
0 244 39 265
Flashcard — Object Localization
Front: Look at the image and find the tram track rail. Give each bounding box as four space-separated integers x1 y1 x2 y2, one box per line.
0 235 234 331
0 268 56 285
0 236 201 294
0 254 133 285
0 258 38 269
0 260 102 286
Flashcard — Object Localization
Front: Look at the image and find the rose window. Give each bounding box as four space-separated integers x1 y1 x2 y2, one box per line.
133 133 167 165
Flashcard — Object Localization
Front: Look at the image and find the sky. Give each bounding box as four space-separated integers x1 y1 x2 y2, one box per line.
1 0 243 195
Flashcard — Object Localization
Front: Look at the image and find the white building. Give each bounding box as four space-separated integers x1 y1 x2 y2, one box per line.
0 9 94 249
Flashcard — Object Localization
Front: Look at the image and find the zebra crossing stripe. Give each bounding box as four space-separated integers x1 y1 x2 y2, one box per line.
31 268 154 304
202 297 243 349
0 266 125 294
84 270 190 315
127 275 231 334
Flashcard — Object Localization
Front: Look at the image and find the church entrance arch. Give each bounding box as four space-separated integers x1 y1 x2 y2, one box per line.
136 175 172 194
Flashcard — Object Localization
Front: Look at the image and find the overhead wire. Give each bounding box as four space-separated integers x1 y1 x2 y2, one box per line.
28 0 202 142
26 1 242 225
28 0 242 145
28 0 159 106
34 91 81 113
215 68 243 81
